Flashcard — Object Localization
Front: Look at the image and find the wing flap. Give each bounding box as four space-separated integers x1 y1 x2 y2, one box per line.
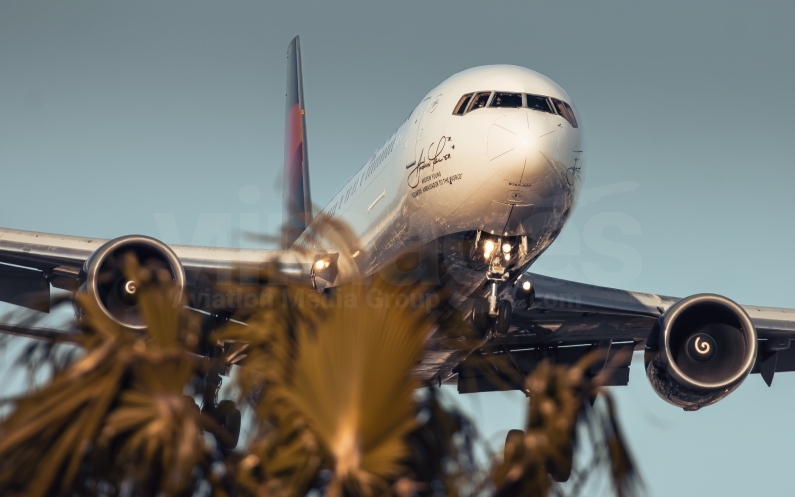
0 263 50 312
0 322 79 343
456 341 635 394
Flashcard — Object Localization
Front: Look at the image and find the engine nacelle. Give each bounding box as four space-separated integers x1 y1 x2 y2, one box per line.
645 294 757 411
77 235 186 331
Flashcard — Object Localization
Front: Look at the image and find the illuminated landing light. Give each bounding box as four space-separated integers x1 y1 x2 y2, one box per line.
502 243 511 253
484 240 495 259
522 281 531 291
504 253 510 261
315 260 330 270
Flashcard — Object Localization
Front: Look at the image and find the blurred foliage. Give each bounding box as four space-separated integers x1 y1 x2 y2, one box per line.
0 247 641 496
492 355 640 497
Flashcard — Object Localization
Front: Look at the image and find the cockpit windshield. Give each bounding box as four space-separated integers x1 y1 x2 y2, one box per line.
453 93 473 115
453 91 576 128
525 94 554 114
551 98 578 128
468 92 492 112
489 92 522 108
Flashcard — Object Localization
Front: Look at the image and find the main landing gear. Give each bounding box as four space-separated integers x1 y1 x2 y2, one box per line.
200 366 242 450
187 313 242 451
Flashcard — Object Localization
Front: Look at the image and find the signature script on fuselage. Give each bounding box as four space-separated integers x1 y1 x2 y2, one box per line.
406 136 452 189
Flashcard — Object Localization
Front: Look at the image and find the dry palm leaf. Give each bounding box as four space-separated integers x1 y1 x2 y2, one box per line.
226 278 434 497
492 352 641 497
0 262 211 497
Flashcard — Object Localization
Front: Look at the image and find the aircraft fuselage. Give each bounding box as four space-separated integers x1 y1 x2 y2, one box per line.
298 65 585 303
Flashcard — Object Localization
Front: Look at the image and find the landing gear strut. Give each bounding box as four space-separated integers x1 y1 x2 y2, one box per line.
200 366 241 450
469 231 522 336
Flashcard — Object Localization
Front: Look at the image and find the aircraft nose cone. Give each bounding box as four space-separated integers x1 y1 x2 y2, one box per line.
487 114 557 185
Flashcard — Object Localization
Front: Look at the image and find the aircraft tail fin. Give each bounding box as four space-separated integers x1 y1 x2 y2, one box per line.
281 36 312 249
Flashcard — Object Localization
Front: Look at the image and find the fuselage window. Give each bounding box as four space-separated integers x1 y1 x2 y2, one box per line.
453 93 473 115
489 92 522 108
525 94 555 114
467 91 492 112
551 98 578 128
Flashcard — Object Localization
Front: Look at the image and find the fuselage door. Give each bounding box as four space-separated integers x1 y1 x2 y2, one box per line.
417 93 441 143
412 94 443 184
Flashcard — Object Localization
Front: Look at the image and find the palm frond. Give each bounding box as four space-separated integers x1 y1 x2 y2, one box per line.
0 260 212 497
491 352 642 497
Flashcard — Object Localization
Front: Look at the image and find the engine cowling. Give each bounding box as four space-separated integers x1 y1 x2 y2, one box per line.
645 294 757 411
78 235 186 331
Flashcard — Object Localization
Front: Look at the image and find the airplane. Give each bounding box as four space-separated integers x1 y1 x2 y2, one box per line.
2 36 795 447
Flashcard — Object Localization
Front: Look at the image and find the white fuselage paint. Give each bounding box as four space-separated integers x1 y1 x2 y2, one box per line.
297 65 585 301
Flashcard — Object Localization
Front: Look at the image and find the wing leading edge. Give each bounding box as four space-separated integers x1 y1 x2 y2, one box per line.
0 226 320 313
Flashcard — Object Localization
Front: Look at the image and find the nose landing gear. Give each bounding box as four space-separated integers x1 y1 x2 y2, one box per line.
496 299 513 335
471 281 513 337
468 231 524 337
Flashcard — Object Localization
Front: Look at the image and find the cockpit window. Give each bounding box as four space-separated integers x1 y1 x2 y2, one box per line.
489 92 522 108
525 94 554 114
468 92 492 112
453 93 473 115
551 98 578 128
452 91 577 126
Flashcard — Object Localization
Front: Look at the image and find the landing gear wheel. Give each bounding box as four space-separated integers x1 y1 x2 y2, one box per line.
216 400 241 450
504 429 525 461
496 300 512 335
546 441 574 482
472 297 490 337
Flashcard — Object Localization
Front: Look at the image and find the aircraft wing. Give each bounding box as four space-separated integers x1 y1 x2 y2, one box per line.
511 272 795 339
455 272 795 396
0 227 322 314
511 273 795 342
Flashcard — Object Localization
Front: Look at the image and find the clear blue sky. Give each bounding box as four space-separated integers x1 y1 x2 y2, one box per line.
2 2 795 495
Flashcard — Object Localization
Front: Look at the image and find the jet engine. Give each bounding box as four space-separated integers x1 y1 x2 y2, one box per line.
77 235 186 331
645 294 757 411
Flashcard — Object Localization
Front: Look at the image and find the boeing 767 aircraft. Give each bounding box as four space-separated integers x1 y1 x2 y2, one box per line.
2 37 794 446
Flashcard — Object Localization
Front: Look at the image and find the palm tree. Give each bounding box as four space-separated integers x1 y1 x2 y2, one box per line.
0 252 640 497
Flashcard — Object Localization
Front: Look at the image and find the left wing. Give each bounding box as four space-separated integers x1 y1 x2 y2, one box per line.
455 273 795 405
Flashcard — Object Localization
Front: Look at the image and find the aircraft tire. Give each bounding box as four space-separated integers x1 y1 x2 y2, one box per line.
217 400 242 450
504 429 525 461
472 298 490 337
496 300 512 335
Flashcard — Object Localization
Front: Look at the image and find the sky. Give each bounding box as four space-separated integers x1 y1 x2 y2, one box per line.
2 1 795 495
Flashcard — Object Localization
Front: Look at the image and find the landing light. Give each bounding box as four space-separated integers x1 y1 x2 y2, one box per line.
504 253 510 261
522 281 531 291
315 260 330 270
502 243 512 253
484 240 495 258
